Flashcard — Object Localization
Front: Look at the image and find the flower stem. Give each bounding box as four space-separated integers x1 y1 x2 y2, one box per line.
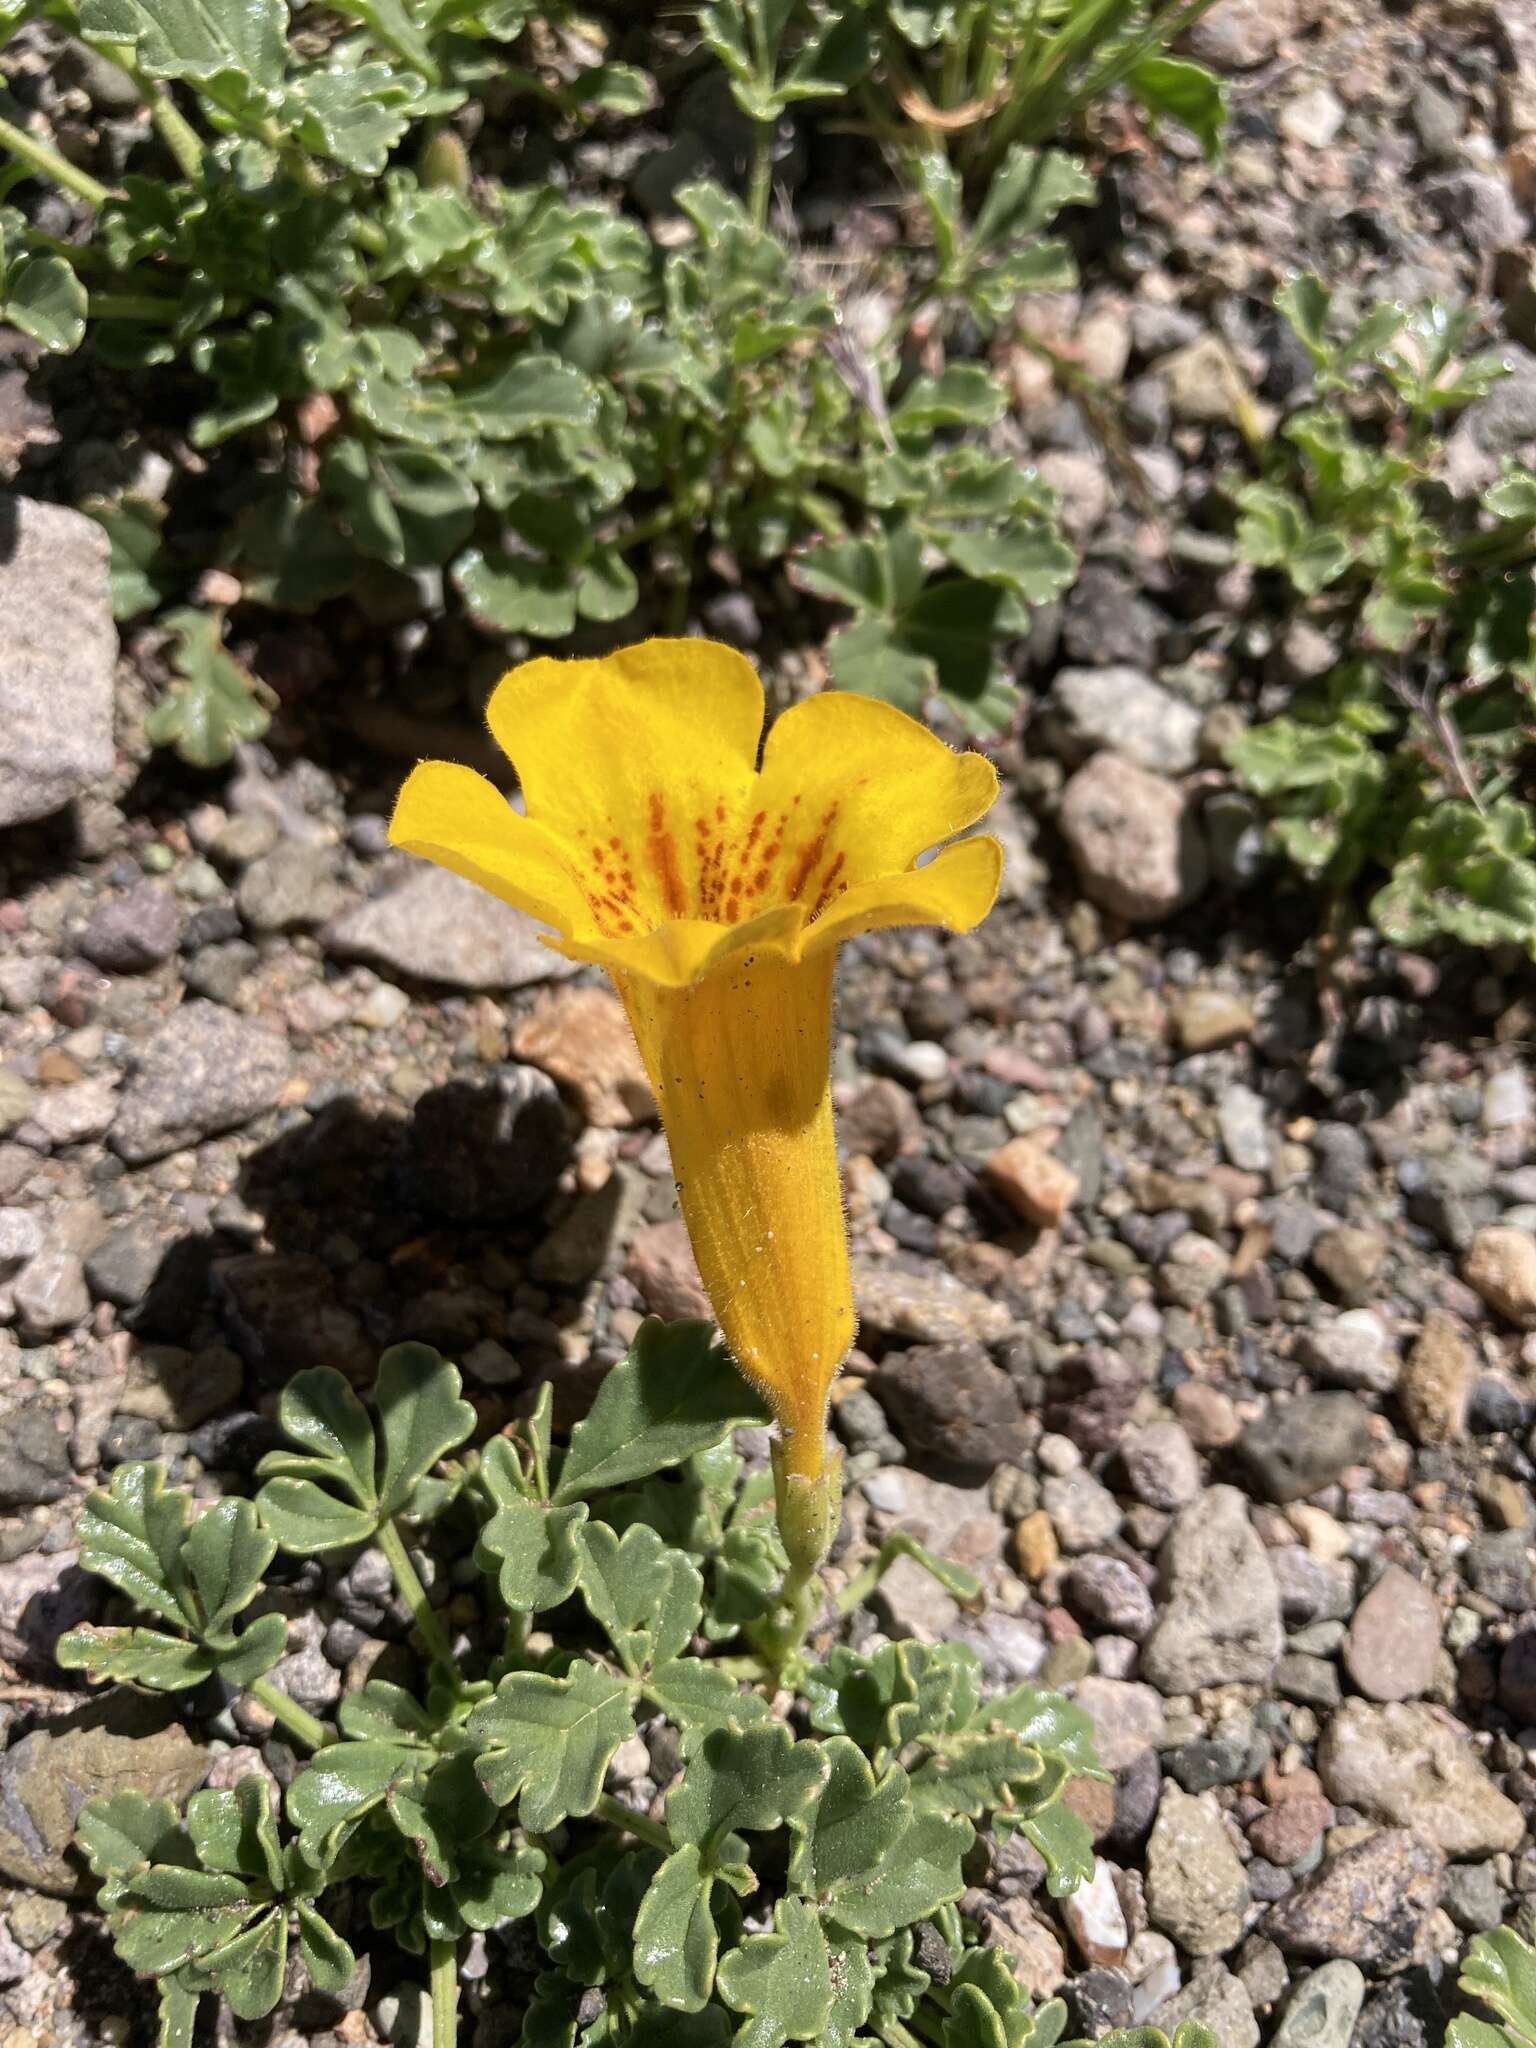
0 113 110 207
595 1794 672 1854
247 1676 335 1753
748 122 773 229
377 1519 455 1669
430 1937 458 2048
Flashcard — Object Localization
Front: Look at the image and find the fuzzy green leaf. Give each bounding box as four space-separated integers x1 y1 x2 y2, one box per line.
787 1736 912 1900
577 1521 703 1673
477 1440 589 1612
633 1843 718 2012
1128 56 1226 159
7 252 87 353
286 1740 421 1867
77 1793 190 1880
553 1319 768 1504
254 1479 378 1553
665 1722 826 1876
820 1805 971 1939
145 609 270 768
184 1497 277 1638
470 1664 635 1831
186 1778 284 1889
643 1658 773 1745
376 1343 476 1517
716 1895 833 2048
57 1626 220 1692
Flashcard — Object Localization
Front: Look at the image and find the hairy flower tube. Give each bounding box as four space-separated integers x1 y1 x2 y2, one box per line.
390 640 1000 1559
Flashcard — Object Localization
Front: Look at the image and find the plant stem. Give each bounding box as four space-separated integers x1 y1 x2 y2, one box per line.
377 1519 456 1669
595 1794 673 1854
95 42 206 181
748 121 773 230
0 112 110 207
87 293 181 322
248 1676 335 1753
430 1937 458 2048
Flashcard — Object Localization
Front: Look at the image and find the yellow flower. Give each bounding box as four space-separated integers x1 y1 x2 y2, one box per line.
389 639 1000 1524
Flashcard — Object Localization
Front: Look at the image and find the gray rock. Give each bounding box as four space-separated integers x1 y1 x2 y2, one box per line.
1146 1782 1251 1955
852 1255 1012 1345
1236 1393 1371 1504
1047 666 1201 775
1073 1676 1167 1771
0 1401 70 1508
215 1252 371 1384
528 1165 647 1287
1317 1700 1524 1857
323 859 579 990
80 882 181 973
1271 1961 1366 2048
1299 1312 1400 1396
1065 1556 1155 1638
0 498 115 827
1467 1527 1535 1612
403 1064 568 1224
875 1343 1030 1472
118 1342 242 1430
1343 1566 1441 1701
1263 1828 1443 1968
1426 170 1526 253
1150 1962 1259 2048
1043 1469 1123 1552
1442 1859 1506 1934
1120 1421 1202 1510
0 1207 43 1275
110 1001 291 1164
1183 0 1300 68
237 841 347 933
84 1214 165 1308
1218 1083 1271 1172
1058 753 1208 923
1140 1485 1284 1693
26 1076 118 1147
12 1248 90 1337
0 1691 208 1894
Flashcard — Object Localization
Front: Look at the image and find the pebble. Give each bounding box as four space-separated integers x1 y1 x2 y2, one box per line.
1062 1857 1131 1965
1399 1309 1475 1444
1271 1961 1366 2048
1175 989 1256 1053
1140 1485 1283 1693
1464 1226 1536 1326
402 1063 567 1223
117 1341 242 1430
80 882 182 973
1311 1226 1386 1305
1218 1084 1270 1172
0 1402 71 1509
109 1001 291 1165
1342 1566 1441 1701
1299 1311 1399 1395
237 842 348 933
985 1133 1079 1227
1158 1230 1231 1307
1279 85 1347 149
1262 1828 1444 1968
511 985 657 1128
1236 1393 1372 1505
1043 1469 1124 1552
1320 1699 1523 1856
1248 1795 1331 1868
1049 666 1202 775
852 1255 1012 1345
875 1343 1030 1472
1151 1962 1259 2048
1120 1421 1203 1510
0 500 115 828
1066 1557 1155 1639
13 1249 91 1337
1146 1784 1251 1956
323 860 578 990
1057 753 1208 923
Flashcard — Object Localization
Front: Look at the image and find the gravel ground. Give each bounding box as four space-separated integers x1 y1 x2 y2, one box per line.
3 1 1536 2044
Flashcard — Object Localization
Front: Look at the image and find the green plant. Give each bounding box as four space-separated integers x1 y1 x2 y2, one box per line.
1451 1926 1536 2048
1227 276 1536 958
0 0 1096 757
852 0 1226 167
58 1325 1106 2048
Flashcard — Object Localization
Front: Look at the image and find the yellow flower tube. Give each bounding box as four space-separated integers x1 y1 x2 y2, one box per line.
389 640 1001 1562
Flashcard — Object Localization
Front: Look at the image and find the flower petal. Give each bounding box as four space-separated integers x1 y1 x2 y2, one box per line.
482 640 766 934
755 692 999 913
389 760 589 935
554 903 807 989
801 834 1004 955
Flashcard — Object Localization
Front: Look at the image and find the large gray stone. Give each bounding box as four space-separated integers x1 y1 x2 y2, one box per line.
0 497 115 827
1140 1484 1283 1693
1263 1828 1443 1969
1317 1700 1525 1856
1047 666 1202 775
110 1000 291 1163
1145 1783 1250 1956
323 858 578 990
0 1692 208 1894
1270 1961 1366 2048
